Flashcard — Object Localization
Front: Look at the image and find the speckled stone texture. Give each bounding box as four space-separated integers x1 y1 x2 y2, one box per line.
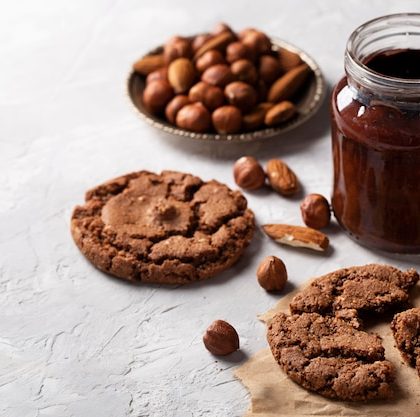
3 1 420 416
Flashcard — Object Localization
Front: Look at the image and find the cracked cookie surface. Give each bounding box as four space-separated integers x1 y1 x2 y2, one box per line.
71 170 254 284
267 312 394 401
290 264 419 315
391 307 420 377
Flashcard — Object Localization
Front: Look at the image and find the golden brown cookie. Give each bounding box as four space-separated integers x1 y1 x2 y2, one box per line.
71 170 254 284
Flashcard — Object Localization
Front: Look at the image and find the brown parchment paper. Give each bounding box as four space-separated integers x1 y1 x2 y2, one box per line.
235 283 420 417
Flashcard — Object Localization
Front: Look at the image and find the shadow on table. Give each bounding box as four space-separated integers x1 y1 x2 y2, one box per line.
155 82 332 161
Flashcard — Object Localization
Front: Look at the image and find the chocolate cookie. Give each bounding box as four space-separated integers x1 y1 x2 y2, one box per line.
391 307 420 377
71 170 254 284
290 264 419 315
267 312 394 401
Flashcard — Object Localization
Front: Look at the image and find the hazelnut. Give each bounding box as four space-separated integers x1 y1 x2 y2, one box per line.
233 156 265 190
258 55 282 85
202 64 235 88
192 34 212 52
189 81 224 111
175 102 211 133
226 42 254 63
224 81 257 113
231 59 258 85
165 95 190 124
212 22 235 36
142 80 174 114
203 320 239 356
256 256 288 292
146 67 168 85
242 31 271 56
300 194 331 229
195 50 225 73
167 58 196 93
164 37 192 64
238 27 258 40
212 105 242 134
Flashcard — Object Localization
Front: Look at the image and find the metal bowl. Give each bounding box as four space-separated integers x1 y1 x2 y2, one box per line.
127 38 326 143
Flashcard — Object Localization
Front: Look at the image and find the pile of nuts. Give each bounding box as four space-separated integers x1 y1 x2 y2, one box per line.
133 23 312 134
233 155 299 196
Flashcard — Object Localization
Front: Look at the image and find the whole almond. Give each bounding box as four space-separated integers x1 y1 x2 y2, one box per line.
243 103 272 130
265 101 296 126
168 58 196 93
268 64 310 103
279 48 302 72
194 31 235 60
262 223 329 252
133 54 165 75
266 158 299 195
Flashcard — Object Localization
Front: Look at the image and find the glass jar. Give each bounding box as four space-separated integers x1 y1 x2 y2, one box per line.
331 14 420 253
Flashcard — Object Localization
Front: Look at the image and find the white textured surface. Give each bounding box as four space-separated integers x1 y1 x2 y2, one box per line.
2 1 420 416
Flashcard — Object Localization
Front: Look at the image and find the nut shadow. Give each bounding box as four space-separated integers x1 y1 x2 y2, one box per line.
154 82 332 161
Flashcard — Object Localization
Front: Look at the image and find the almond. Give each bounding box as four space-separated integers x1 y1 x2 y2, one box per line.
278 48 302 72
242 103 273 130
265 101 296 126
168 58 196 93
267 64 310 103
133 54 165 75
262 224 329 251
194 31 235 60
266 158 299 195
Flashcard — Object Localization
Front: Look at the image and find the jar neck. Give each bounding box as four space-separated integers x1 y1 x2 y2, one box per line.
345 13 420 110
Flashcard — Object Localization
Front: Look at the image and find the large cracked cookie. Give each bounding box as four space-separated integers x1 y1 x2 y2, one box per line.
391 307 420 377
290 264 419 315
267 312 395 401
71 170 254 284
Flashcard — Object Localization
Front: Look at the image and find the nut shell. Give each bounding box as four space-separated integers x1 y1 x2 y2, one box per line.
224 81 257 113
176 102 211 133
146 67 168 84
233 156 265 190
165 95 190 124
242 31 271 55
257 255 288 291
203 320 239 356
202 64 235 88
258 55 282 85
226 42 254 63
300 193 331 229
266 158 299 195
164 37 192 64
212 105 242 134
265 101 296 126
195 50 225 73
189 81 224 111
143 80 174 114
231 59 258 85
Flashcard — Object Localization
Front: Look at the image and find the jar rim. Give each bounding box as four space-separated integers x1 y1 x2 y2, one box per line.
347 13 420 84
345 13 420 105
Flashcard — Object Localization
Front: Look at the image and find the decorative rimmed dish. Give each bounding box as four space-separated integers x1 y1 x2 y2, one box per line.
127 38 326 142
